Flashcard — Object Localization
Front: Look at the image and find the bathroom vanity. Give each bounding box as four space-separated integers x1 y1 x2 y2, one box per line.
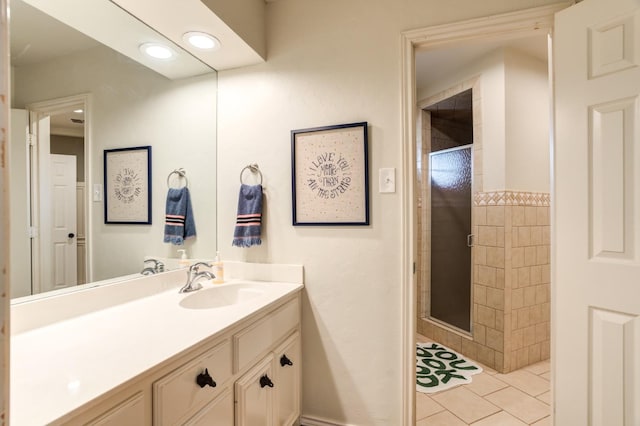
10 262 303 425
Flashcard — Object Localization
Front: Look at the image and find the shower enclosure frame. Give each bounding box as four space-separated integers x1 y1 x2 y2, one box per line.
416 82 479 339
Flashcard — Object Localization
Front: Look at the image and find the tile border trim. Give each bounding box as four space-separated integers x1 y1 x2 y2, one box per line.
474 191 550 207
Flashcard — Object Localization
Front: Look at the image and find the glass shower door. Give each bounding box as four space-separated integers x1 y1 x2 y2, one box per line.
429 145 472 332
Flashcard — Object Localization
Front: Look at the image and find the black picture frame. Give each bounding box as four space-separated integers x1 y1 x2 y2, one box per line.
104 146 152 224
291 122 369 226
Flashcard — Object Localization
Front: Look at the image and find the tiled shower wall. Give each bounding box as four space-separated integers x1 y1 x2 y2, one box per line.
418 191 550 373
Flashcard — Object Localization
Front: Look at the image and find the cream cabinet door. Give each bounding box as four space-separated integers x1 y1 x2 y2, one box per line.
185 388 234 426
273 332 301 426
235 354 275 426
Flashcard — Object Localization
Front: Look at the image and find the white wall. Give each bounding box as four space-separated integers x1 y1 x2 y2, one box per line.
418 46 550 194
217 0 564 423
12 45 218 281
505 47 550 192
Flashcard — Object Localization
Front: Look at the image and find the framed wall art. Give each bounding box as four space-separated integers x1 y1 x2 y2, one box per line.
291 121 369 225
104 146 152 224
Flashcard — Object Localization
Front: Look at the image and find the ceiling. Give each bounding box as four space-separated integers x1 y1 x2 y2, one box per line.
416 34 548 94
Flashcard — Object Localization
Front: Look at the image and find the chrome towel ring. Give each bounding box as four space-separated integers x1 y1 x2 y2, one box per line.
167 168 189 188
240 164 263 186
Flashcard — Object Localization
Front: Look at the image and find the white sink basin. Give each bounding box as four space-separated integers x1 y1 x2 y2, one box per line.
179 283 266 309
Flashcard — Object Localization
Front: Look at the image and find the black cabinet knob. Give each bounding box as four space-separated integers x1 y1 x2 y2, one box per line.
196 368 216 388
280 354 293 367
68 233 75 238
259 374 274 388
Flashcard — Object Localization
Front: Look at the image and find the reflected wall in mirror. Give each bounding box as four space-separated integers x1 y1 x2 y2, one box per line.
9 0 218 300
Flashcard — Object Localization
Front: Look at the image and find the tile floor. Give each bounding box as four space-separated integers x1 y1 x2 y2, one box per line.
416 334 551 425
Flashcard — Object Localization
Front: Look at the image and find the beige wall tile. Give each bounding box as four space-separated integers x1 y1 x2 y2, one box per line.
535 323 547 343
524 287 536 307
475 322 487 345
524 246 537 267
530 226 542 245
512 247 525 268
524 325 536 346
486 247 505 268
478 226 497 246
517 227 531 247
475 245 487 265
446 332 463 353
475 284 487 305
512 329 523 350
535 285 548 305
541 264 550 284
496 226 505 247
478 345 496 369
530 304 542 324
478 266 497 287
486 327 504 352
529 343 541 364
512 206 525 226
496 312 504 332
516 347 530 369
496 268 505 289
517 308 531 329
542 226 550 245
512 288 524 310
530 266 542 285
494 351 505 373
541 340 550 360
477 305 496 328
518 267 531 287
487 206 505 226
537 206 549 225
487 288 505 310
525 207 537 225
461 338 479 360
536 245 549 265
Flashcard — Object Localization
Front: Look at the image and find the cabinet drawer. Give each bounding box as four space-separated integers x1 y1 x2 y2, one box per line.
234 298 299 373
154 339 232 425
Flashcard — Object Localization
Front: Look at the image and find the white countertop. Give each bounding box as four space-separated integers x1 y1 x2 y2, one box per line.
10 270 303 426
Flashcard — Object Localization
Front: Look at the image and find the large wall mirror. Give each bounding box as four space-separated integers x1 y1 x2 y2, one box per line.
9 0 218 300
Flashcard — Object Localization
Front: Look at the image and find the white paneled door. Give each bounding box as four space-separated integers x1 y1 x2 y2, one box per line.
47 154 77 291
555 0 640 424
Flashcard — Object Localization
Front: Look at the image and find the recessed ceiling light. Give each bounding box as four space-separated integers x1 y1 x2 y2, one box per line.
73 109 83 114
183 31 220 50
139 42 175 60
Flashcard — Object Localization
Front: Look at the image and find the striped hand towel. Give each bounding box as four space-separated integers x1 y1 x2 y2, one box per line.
232 184 263 248
163 187 196 245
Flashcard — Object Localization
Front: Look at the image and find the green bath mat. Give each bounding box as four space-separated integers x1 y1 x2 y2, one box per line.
416 342 482 393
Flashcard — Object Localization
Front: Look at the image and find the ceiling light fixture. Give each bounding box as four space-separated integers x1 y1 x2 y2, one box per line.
73 109 83 114
183 31 220 50
139 42 175 60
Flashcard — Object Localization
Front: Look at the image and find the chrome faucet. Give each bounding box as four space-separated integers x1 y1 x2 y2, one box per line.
141 258 165 275
179 262 215 293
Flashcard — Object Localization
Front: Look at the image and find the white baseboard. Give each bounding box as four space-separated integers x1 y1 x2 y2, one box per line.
300 415 356 426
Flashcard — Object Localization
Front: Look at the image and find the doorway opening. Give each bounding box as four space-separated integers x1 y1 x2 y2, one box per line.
27 95 88 296
399 4 565 424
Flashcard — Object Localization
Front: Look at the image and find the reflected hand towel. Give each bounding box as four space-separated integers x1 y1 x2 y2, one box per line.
163 187 196 245
232 184 263 248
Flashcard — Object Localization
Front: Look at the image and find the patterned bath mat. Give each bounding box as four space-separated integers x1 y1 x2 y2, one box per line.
416 342 483 393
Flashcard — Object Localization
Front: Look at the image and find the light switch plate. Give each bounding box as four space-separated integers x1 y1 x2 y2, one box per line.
379 168 396 193
93 183 103 202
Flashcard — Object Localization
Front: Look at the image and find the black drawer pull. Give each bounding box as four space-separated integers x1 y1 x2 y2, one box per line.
196 368 217 388
280 354 293 367
260 374 274 388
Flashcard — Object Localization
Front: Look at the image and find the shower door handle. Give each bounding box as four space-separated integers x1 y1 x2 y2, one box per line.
467 234 474 247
